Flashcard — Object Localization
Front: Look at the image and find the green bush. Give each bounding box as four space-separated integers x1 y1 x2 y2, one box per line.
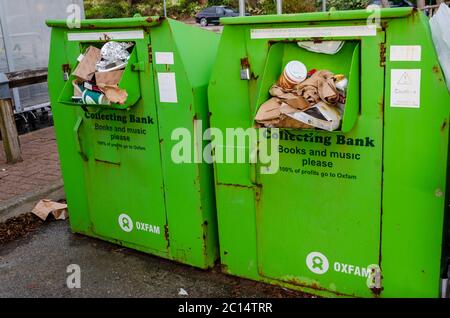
133 2 162 17
326 0 370 11
85 0 131 19
84 0 318 19
205 0 316 15
208 0 231 5
243 0 275 15
167 0 205 19
283 0 317 13
85 0 206 19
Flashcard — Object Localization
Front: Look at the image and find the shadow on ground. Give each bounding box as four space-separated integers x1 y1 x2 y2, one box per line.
0 218 312 298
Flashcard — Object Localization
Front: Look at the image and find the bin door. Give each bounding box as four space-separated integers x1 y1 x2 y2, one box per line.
255 32 385 297
69 33 169 254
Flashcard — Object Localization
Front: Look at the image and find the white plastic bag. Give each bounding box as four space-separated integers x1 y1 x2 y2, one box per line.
430 3 450 93
297 41 345 55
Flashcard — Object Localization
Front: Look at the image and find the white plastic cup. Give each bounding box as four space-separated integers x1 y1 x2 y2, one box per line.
335 78 349 94
278 61 307 89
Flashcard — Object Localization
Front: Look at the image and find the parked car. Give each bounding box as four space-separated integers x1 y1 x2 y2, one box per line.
369 0 414 7
195 6 240 27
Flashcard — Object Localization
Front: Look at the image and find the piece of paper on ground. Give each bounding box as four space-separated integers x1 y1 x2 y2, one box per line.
32 200 68 221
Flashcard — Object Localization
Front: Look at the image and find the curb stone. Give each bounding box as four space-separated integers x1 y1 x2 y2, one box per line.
0 180 65 223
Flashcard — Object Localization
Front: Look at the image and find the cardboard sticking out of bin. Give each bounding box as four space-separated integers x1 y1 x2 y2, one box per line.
268 86 311 110
32 199 68 221
95 70 124 86
255 98 312 129
73 46 101 82
71 43 131 106
297 70 340 106
255 97 282 122
73 80 83 97
278 115 313 129
255 64 346 131
95 69 128 104
98 85 128 104
280 102 342 132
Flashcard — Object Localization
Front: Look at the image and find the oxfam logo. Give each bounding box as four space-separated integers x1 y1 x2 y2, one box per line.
118 213 133 232
306 252 329 275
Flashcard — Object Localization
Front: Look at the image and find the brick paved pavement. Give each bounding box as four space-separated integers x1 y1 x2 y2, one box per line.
0 127 62 202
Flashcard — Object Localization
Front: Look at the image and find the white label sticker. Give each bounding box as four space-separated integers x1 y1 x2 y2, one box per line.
390 69 421 108
250 25 377 39
390 45 422 61
157 72 178 103
155 52 174 65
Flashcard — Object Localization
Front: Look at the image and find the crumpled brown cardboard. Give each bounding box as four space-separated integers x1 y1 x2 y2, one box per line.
256 114 312 129
255 85 312 129
255 99 312 129
95 70 127 104
296 70 339 105
73 46 101 82
95 70 124 86
255 69 343 130
278 104 313 129
32 199 68 221
255 97 282 122
280 101 342 132
98 84 128 104
279 114 312 129
269 86 298 100
269 86 310 110
73 80 83 97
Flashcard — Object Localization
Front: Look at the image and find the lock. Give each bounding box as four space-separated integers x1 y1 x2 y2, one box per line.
240 68 250 80
240 57 251 80
62 64 71 81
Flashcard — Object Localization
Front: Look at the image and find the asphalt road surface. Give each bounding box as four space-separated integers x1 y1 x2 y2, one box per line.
0 219 309 298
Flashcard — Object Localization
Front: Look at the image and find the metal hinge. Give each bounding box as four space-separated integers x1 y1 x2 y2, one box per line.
255 185 262 201
62 64 71 82
148 44 153 64
164 224 170 248
380 43 386 67
132 61 146 72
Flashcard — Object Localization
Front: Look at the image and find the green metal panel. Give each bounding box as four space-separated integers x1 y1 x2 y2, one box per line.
255 39 383 298
209 9 450 297
381 13 450 298
46 16 161 29
150 19 220 267
47 17 220 268
221 7 414 25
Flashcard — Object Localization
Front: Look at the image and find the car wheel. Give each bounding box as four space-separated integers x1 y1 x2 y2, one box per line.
200 18 208 27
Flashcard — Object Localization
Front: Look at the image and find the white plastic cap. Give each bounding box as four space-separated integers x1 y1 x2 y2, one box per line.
284 61 307 83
